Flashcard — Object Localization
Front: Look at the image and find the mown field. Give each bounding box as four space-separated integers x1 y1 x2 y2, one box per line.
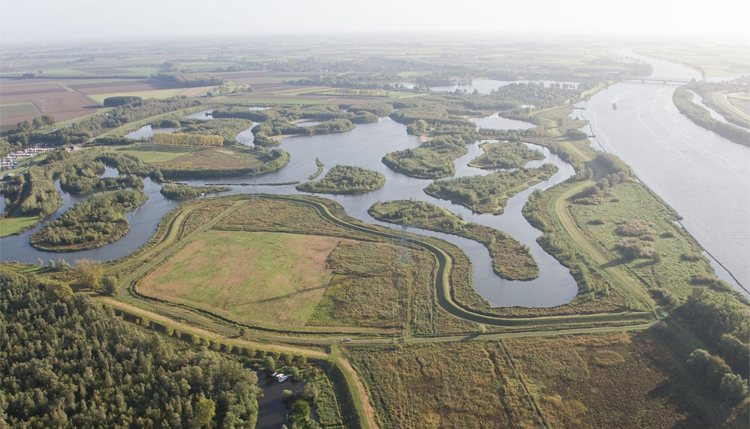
135 196 480 335
0 102 38 117
139 230 344 327
347 331 741 429
115 144 266 170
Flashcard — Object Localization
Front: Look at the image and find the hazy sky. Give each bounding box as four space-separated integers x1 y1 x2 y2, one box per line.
1 0 748 45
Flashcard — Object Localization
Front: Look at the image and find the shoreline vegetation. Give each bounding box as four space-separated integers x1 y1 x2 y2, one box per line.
368 200 539 280
673 86 749 147
309 158 325 180
296 165 385 195
30 190 147 252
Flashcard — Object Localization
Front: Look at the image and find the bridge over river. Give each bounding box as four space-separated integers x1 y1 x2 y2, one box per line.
618 76 693 84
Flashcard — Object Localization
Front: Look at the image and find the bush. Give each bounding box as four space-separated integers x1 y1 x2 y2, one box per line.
103 96 143 107
102 276 118 296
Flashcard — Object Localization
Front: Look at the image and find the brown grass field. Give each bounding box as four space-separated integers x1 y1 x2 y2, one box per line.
116 145 266 170
347 330 742 429
139 230 345 327
213 197 479 334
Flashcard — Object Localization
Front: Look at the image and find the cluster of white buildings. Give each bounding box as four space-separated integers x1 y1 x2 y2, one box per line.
1 143 61 171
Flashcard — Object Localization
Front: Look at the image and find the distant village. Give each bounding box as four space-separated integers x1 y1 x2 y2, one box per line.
1 143 78 171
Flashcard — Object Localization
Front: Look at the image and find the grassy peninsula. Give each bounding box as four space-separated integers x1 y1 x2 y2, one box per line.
425 164 559 214
30 190 147 251
469 141 544 169
368 200 538 280
296 165 385 194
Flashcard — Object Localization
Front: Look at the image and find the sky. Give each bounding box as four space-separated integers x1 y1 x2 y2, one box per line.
1 0 748 45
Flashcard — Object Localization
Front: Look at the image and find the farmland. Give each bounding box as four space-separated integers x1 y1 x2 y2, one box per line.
0 79 101 130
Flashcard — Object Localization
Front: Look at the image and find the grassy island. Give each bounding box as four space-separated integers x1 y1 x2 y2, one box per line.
30 190 147 252
160 184 231 200
369 200 538 280
425 164 559 214
296 165 385 195
469 141 544 169
110 145 290 179
381 134 471 179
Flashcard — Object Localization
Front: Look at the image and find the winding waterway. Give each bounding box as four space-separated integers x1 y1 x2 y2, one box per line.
0 116 578 307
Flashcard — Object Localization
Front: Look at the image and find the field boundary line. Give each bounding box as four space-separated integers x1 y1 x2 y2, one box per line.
56 82 104 107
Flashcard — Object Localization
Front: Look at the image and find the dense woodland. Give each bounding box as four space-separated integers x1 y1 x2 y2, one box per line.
0 271 261 428
296 165 385 194
152 72 223 87
30 190 147 251
1 151 148 222
103 96 143 107
179 118 254 145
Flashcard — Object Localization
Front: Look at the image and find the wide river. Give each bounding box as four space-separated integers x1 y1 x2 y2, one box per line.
582 49 749 292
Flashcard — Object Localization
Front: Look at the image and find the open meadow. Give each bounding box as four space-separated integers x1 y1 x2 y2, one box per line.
139 230 344 327
346 330 743 429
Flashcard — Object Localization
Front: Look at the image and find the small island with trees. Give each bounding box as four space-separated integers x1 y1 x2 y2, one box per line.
425 164 559 214
468 141 545 169
296 165 385 194
30 190 148 252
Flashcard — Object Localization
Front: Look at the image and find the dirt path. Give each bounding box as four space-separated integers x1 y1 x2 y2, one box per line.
554 182 655 311
98 296 327 357
330 346 380 429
